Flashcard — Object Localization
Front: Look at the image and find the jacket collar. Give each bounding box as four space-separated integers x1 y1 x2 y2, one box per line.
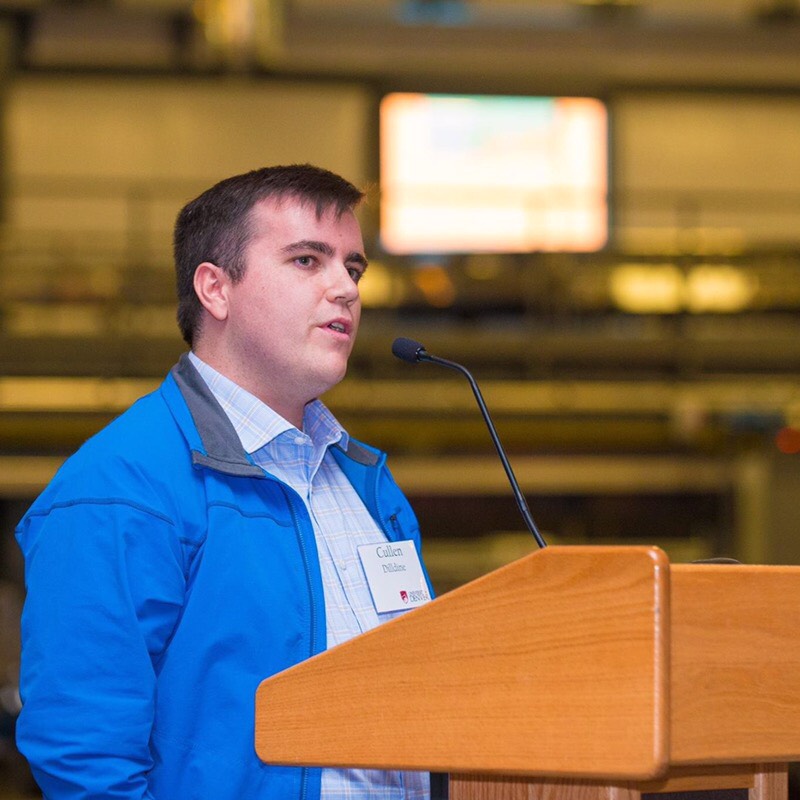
169 353 379 476
171 353 265 477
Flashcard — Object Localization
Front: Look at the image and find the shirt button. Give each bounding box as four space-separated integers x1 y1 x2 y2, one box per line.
339 562 348 571
293 436 306 445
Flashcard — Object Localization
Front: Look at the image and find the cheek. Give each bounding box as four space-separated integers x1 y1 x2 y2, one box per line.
243 285 295 325
232 296 289 349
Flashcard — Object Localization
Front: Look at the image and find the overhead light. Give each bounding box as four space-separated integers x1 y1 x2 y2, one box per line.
193 0 283 67
412 262 457 308
686 265 758 313
610 263 683 313
610 263 757 314
357 261 405 308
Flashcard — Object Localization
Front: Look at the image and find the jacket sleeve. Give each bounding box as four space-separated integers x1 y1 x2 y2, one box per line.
15 499 187 799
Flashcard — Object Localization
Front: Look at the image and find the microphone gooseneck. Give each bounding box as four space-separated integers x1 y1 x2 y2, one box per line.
392 337 547 549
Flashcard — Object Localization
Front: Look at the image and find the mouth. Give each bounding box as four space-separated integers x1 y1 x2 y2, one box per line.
325 319 351 336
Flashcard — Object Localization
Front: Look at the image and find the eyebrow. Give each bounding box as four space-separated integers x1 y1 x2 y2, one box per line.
282 239 369 270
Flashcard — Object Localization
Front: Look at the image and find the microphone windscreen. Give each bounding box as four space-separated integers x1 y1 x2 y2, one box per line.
391 337 426 363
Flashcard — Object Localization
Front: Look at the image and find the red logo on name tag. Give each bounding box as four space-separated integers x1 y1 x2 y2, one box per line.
400 590 409 604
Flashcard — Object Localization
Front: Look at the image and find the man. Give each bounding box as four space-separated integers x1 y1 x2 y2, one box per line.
15 165 433 799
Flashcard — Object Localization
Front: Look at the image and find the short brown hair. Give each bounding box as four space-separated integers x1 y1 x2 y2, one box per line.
174 164 364 346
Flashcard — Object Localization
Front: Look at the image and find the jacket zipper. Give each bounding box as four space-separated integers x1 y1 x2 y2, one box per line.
387 512 402 540
371 463 401 543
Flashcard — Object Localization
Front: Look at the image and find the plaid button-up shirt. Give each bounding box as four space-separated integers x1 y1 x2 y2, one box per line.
189 353 429 800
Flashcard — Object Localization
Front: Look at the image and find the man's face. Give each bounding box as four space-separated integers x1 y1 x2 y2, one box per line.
218 196 366 420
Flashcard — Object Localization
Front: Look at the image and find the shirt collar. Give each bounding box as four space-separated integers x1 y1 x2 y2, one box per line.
187 352 348 455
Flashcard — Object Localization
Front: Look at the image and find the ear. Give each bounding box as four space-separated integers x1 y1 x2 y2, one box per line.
193 262 230 322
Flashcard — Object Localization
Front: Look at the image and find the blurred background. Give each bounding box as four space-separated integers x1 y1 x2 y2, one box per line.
0 0 799 794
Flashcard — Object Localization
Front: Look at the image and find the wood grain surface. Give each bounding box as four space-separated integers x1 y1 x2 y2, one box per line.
256 545 669 779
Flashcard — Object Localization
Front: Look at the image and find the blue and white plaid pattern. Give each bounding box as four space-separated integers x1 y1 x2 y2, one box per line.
189 353 429 800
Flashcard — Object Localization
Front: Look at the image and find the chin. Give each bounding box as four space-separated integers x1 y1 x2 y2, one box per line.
314 365 349 396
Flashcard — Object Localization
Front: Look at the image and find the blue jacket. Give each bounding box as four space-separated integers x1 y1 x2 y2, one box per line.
15 354 430 799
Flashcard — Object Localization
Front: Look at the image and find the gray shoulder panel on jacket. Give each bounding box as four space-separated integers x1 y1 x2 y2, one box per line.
338 439 380 467
171 354 265 479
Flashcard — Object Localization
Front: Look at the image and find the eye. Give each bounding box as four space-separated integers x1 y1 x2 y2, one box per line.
347 266 364 283
294 255 316 268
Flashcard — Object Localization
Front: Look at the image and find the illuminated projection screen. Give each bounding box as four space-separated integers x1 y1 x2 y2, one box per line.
380 93 608 254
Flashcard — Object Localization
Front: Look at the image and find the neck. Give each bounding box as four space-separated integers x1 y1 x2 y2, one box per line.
191 346 307 430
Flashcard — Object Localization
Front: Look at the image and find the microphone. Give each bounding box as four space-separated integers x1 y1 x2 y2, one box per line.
392 337 547 549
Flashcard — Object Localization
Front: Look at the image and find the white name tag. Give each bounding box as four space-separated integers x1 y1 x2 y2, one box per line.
357 540 432 614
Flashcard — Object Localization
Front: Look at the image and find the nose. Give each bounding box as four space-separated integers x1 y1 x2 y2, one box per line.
326 263 360 305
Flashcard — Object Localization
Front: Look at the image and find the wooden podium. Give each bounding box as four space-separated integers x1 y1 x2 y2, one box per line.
255 546 800 799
